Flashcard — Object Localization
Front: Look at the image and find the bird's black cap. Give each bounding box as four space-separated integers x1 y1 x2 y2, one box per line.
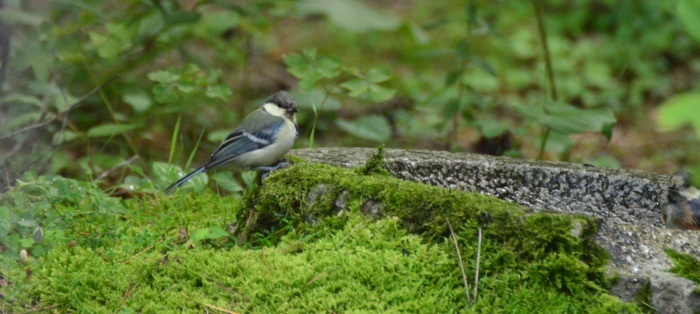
268 91 297 112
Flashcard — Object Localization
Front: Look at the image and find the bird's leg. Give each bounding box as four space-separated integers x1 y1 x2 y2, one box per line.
254 160 291 180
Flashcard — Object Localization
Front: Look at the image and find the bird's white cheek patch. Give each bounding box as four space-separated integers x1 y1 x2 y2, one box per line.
262 103 287 117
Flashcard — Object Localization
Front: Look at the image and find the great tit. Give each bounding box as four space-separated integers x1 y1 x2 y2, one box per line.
164 91 298 193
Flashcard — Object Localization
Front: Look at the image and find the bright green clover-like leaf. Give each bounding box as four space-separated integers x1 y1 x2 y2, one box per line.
284 50 341 91
336 115 392 142
341 68 395 102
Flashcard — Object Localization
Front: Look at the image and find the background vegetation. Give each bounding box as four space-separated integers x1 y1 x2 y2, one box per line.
1 0 700 311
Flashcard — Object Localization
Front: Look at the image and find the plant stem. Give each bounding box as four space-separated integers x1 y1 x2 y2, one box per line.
532 0 557 159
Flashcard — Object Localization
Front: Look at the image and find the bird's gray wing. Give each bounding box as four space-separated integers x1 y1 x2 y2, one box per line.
204 109 285 170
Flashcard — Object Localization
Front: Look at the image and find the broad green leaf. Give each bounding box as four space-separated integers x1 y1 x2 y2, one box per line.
148 70 180 83
292 90 342 111
539 105 616 135
365 68 391 83
195 11 239 35
153 162 208 192
0 94 45 108
657 92 700 137
678 0 700 42
122 91 152 113
52 130 79 145
190 228 211 241
317 57 342 78
211 172 244 192
176 81 197 93
336 115 392 142
340 79 368 97
206 85 232 101
86 123 138 137
88 32 121 59
136 12 165 41
151 85 177 104
368 84 396 102
165 11 202 25
206 227 230 240
444 69 463 87
473 119 507 138
297 0 401 32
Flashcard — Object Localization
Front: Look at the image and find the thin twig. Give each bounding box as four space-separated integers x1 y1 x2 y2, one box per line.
532 0 557 160
305 272 328 286
180 291 240 314
201 273 251 302
446 218 471 304
473 228 482 301
261 247 269 275
0 77 115 140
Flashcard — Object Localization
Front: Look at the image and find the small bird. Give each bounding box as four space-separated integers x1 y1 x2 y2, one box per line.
164 91 298 193
663 172 700 230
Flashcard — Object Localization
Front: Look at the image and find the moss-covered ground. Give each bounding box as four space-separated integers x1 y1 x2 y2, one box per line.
1 157 642 312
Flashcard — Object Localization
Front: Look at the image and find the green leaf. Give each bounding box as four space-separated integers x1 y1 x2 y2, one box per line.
0 94 45 109
206 85 232 102
211 172 244 192
206 227 230 240
365 68 391 83
165 11 202 25
678 0 700 42
86 123 138 137
368 85 395 102
136 12 165 42
88 32 120 59
291 90 342 111
122 91 152 113
297 0 401 33
317 57 342 78
657 92 700 137
336 115 392 142
190 227 230 242
153 162 208 192
148 70 180 83
538 105 617 135
340 79 368 97
473 119 507 138
52 130 79 145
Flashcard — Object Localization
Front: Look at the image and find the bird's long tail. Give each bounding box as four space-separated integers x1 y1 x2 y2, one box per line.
164 167 206 194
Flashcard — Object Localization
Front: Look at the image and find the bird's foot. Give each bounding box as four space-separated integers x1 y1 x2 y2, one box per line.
254 161 291 180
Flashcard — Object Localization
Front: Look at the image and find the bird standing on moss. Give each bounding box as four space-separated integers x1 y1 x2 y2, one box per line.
164 91 298 193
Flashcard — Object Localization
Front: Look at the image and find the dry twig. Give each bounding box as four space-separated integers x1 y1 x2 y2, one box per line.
446 218 471 304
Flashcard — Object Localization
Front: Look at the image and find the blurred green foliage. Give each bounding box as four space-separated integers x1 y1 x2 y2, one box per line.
0 0 698 188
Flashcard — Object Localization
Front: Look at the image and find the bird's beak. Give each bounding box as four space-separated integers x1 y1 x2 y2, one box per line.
289 107 299 113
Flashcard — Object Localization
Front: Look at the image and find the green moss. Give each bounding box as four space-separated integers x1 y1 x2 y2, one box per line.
634 281 654 313
2 164 640 312
666 248 700 292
